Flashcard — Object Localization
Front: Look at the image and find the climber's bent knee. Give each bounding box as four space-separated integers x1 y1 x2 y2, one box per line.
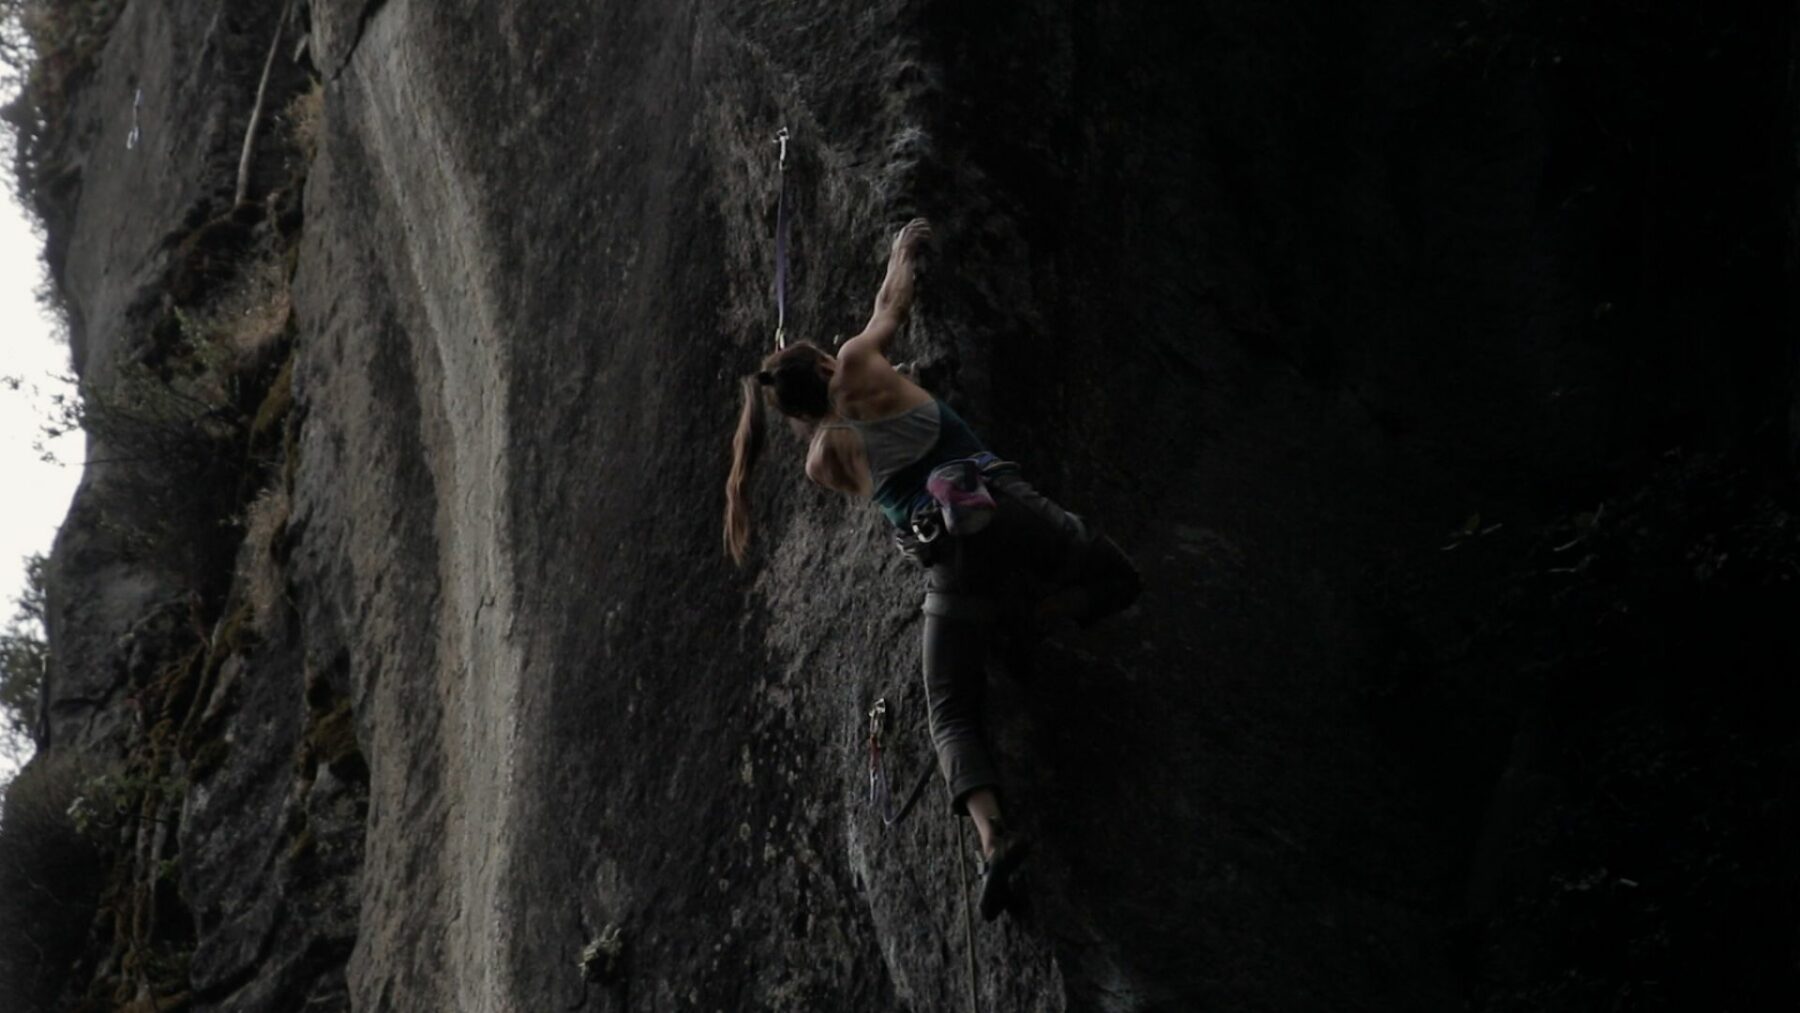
949 777 1003 818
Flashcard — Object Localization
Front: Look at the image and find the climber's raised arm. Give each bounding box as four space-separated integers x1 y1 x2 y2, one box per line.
839 218 932 366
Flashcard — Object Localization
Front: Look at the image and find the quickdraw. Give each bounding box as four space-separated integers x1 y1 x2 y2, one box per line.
773 126 791 350
867 697 890 814
866 696 935 828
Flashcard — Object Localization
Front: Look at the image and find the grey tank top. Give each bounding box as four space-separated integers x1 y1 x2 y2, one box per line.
831 399 942 491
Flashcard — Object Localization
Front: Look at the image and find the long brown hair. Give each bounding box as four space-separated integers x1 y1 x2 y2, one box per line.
723 342 833 564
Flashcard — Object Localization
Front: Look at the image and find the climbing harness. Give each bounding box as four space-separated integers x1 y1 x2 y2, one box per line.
902 453 1018 556
867 696 935 827
926 459 999 537
773 126 791 350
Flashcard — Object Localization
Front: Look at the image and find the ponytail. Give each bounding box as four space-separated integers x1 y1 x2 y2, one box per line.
724 374 767 564
723 341 832 565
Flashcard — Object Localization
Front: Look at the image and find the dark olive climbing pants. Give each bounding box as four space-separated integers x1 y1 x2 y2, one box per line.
919 471 1141 813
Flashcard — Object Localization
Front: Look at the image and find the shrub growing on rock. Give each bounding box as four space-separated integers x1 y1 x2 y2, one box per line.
0 751 106 1012
0 553 48 764
0 0 130 211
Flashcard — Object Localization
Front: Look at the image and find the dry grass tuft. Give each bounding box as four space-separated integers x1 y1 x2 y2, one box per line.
285 78 324 163
239 484 291 637
186 252 291 368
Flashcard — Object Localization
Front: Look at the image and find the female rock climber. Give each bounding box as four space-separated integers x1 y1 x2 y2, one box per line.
723 218 1140 919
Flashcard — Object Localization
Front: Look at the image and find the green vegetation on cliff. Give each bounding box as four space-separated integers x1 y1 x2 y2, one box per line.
0 0 128 219
0 553 47 764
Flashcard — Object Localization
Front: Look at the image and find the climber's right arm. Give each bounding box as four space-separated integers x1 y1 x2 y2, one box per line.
839 218 931 368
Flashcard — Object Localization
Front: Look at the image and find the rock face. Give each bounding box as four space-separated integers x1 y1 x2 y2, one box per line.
19 1 1800 1011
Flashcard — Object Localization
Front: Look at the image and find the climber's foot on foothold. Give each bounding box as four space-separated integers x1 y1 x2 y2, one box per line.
978 823 1032 921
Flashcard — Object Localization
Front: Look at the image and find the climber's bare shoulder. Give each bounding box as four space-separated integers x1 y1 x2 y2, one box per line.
832 340 930 422
806 425 872 497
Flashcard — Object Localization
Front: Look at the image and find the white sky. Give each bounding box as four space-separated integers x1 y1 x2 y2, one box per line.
0 177 81 780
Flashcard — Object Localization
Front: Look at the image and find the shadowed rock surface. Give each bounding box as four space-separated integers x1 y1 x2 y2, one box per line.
9 1 1798 1010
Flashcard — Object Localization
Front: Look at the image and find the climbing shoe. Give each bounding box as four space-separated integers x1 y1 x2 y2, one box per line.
978 821 1032 921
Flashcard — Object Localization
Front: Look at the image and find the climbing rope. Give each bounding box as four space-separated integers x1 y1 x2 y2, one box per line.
773 126 791 350
954 818 980 1013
